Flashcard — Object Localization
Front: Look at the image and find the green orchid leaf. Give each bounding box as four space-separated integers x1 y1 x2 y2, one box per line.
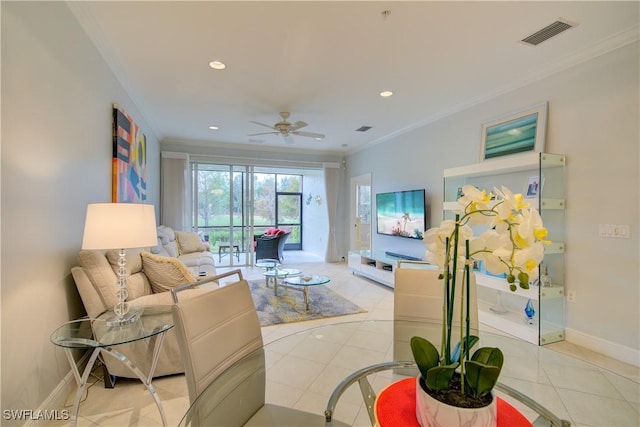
450 336 479 363
464 361 501 397
426 364 457 392
471 347 504 370
410 336 440 380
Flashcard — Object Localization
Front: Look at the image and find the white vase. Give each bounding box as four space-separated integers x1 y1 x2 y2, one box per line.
415 375 497 427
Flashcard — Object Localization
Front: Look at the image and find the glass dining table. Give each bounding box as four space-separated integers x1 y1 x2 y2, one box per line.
178 320 636 426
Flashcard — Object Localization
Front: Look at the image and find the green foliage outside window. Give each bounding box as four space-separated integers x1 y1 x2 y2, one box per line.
194 166 303 249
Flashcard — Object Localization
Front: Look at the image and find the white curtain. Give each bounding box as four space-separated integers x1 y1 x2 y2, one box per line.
323 163 340 262
161 152 191 231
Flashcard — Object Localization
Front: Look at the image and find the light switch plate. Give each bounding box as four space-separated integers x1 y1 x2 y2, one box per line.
599 224 630 238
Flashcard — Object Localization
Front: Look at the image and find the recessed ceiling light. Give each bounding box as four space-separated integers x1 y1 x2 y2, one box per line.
208 61 226 70
380 90 393 97
208 125 219 130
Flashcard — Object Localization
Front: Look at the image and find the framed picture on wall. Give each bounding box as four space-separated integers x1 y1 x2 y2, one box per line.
112 104 148 202
479 101 548 161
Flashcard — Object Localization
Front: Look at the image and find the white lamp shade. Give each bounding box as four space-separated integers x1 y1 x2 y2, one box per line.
82 203 158 250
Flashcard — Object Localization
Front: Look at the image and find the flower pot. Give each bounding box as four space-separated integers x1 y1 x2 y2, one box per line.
415 375 497 427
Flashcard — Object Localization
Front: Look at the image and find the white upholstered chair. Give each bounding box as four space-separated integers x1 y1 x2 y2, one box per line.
172 270 341 426
171 270 262 404
393 260 479 371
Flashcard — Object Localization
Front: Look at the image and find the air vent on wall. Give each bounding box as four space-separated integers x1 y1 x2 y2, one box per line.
521 19 576 46
356 126 372 132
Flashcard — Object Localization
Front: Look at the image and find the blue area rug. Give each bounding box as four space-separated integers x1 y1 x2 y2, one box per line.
249 280 366 326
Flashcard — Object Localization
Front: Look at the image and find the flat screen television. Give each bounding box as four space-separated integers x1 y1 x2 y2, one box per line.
376 189 426 239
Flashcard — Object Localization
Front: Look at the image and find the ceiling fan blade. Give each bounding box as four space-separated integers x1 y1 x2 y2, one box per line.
292 131 325 139
249 121 276 130
248 132 278 136
289 120 308 131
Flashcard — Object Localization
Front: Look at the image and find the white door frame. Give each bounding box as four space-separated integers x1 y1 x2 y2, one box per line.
350 173 372 251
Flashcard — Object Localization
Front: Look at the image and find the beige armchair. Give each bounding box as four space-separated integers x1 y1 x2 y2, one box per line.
71 248 217 380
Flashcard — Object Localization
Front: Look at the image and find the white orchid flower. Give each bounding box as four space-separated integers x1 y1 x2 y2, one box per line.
491 186 527 225
424 219 473 269
424 222 453 269
482 255 509 276
518 207 549 245
457 185 495 227
425 185 549 293
513 242 545 280
458 185 492 211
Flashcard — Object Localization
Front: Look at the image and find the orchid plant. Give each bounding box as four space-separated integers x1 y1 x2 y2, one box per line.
411 184 550 403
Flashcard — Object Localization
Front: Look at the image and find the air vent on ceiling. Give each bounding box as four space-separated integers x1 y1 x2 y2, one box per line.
521 19 576 46
356 126 372 132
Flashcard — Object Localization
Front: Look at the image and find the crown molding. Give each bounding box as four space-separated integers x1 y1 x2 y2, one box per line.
356 24 640 154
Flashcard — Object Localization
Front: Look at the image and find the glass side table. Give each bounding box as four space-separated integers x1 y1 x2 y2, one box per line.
50 306 173 427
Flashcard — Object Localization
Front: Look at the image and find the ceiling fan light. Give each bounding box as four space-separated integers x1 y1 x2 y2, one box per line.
380 90 394 97
208 60 226 70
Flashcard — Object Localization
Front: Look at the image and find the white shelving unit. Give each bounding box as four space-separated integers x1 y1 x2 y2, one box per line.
444 152 566 345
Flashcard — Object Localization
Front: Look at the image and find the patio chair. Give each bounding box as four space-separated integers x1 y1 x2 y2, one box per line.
255 231 290 262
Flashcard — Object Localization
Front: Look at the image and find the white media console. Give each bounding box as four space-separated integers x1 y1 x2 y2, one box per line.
348 250 434 288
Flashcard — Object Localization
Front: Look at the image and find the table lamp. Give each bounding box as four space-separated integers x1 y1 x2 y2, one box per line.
82 203 157 326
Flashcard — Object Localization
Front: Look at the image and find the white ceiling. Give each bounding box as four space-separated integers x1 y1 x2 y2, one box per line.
69 1 639 155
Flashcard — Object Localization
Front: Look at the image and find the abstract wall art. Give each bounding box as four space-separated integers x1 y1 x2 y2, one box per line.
112 105 147 202
479 101 547 161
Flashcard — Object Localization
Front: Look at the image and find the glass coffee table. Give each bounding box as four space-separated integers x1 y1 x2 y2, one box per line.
264 268 302 290
256 259 280 270
282 274 330 310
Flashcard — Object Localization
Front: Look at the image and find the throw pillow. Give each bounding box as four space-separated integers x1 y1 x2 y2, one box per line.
141 252 196 293
175 231 207 254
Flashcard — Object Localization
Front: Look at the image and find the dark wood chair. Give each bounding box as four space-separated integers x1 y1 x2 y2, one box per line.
255 231 290 262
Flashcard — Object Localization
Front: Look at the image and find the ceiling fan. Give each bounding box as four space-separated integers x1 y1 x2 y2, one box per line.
249 112 325 144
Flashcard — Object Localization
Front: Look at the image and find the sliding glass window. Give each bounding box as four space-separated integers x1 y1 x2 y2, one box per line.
192 163 303 266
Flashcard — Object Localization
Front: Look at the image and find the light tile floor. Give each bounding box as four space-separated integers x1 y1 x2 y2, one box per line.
47 255 639 427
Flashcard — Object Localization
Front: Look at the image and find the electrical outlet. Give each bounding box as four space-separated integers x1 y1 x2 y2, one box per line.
567 290 576 303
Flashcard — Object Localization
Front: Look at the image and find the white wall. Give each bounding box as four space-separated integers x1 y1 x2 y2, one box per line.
1 2 160 418
345 42 639 363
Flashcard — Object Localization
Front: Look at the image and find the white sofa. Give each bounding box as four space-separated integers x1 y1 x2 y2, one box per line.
71 225 218 379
